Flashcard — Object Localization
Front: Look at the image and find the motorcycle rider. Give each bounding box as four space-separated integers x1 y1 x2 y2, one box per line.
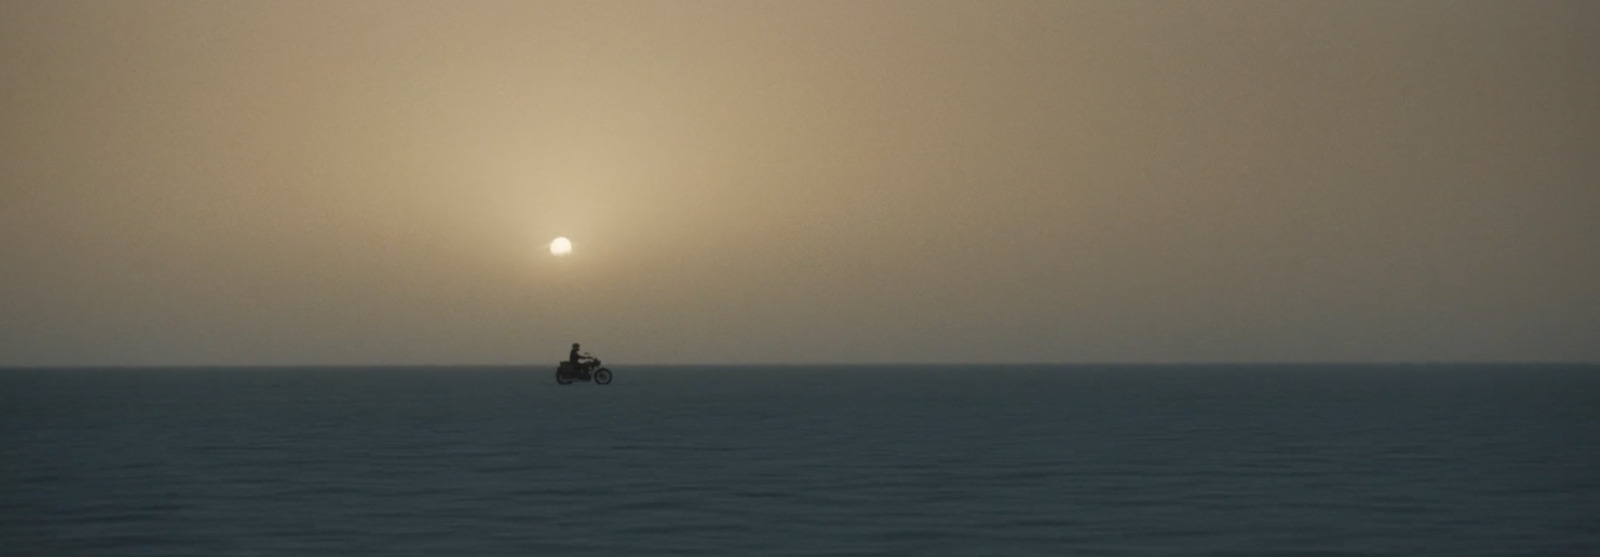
568 342 592 369
558 342 611 385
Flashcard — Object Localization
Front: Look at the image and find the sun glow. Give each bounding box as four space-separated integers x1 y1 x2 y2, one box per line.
549 236 573 256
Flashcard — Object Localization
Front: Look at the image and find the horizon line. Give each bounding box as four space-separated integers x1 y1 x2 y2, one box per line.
2 361 1597 370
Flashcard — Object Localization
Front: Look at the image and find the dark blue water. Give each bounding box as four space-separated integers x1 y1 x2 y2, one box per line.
2 365 1597 556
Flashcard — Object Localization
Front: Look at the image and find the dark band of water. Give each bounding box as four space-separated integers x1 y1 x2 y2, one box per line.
3 364 1596 556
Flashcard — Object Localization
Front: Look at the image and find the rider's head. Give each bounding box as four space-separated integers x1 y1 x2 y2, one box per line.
572 343 580 349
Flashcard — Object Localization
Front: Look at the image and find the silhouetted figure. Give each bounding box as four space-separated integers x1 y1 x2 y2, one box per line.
569 342 590 367
556 342 612 385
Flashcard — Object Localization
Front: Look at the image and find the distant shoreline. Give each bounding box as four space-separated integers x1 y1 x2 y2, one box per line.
2 362 1596 371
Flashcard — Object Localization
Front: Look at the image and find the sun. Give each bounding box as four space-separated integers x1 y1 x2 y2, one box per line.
549 236 572 256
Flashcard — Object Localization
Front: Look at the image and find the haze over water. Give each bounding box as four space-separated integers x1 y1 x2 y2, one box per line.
3 1 1597 366
3 3 1597 554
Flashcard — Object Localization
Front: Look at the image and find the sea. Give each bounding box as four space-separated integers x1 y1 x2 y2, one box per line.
2 364 1596 556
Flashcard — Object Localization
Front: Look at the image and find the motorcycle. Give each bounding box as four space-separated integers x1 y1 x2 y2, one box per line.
556 357 612 385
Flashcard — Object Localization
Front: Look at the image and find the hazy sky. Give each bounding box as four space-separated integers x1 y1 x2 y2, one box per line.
2 1 1596 365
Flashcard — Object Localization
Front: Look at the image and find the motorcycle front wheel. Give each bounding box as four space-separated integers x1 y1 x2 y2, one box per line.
594 368 613 385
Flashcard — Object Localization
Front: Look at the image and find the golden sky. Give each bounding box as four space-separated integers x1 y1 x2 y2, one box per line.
2 1 1596 365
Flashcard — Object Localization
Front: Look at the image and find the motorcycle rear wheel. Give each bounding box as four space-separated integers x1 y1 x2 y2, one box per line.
594 368 613 385
556 370 573 385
